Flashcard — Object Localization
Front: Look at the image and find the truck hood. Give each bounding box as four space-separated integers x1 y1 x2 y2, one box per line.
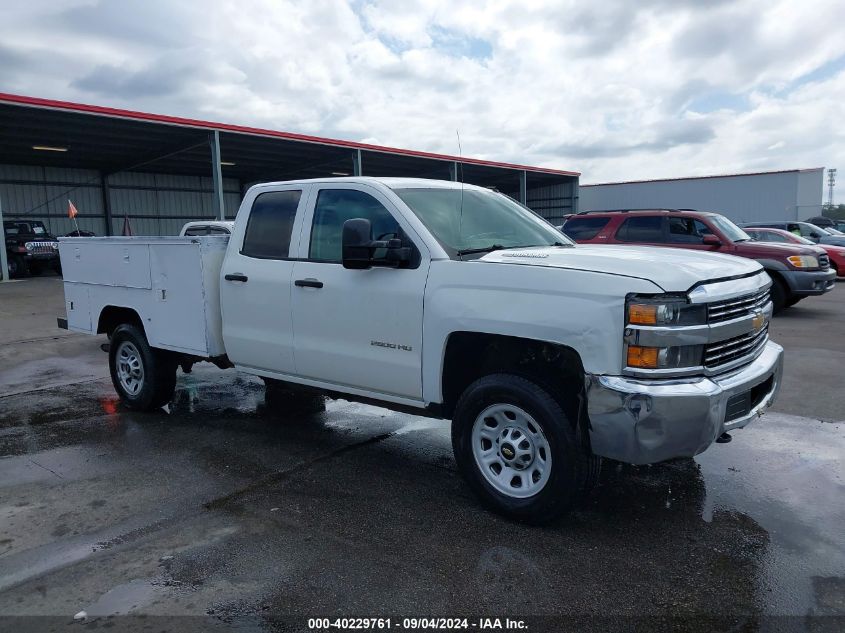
478 245 762 292
735 240 821 257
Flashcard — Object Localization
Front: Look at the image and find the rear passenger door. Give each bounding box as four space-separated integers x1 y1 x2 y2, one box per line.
221 185 309 374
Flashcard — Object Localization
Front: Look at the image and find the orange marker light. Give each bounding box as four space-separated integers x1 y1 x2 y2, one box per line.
627 345 660 368
628 304 658 325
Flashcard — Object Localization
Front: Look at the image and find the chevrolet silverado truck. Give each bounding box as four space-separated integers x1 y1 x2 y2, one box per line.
562 209 836 312
4 219 61 277
57 178 783 523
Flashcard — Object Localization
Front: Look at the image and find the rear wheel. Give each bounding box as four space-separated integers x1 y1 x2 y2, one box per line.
769 276 788 313
451 373 594 524
109 324 177 410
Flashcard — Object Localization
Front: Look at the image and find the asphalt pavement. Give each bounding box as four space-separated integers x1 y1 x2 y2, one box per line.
0 275 843 632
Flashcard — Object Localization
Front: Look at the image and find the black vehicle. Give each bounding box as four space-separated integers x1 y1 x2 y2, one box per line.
3 219 61 277
805 216 841 229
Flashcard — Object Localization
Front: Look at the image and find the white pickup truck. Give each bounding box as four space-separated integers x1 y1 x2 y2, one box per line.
58 177 784 522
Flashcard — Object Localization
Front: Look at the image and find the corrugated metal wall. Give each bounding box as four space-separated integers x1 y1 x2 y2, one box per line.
525 180 578 225
0 164 241 236
579 170 823 224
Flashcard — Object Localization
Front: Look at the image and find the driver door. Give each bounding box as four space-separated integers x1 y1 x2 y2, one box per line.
291 184 429 400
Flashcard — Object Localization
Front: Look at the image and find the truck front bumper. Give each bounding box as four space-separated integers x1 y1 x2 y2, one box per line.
584 341 784 465
781 268 836 296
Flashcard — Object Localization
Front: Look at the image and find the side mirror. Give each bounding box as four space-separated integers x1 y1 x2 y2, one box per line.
342 218 411 270
702 234 721 246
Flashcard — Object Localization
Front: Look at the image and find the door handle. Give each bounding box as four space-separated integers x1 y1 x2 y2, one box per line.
224 273 248 282
295 278 323 289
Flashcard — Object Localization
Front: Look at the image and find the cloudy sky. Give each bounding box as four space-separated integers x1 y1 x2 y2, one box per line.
1 0 844 187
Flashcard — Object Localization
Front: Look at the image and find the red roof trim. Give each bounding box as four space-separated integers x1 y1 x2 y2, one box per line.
582 167 824 187
0 92 579 177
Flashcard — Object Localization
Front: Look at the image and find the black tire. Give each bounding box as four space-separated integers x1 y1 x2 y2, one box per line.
786 296 803 307
9 256 28 279
109 323 177 411
451 373 592 524
769 276 788 314
52 261 62 276
262 377 326 415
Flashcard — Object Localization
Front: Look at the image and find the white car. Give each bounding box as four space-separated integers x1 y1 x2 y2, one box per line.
58 177 783 522
179 220 235 236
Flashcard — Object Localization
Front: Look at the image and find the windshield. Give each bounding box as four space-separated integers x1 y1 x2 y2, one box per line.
5 221 48 236
824 227 843 236
393 187 573 256
710 215 751 242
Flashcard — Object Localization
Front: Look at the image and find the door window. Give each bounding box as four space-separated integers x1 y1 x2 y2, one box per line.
183 226 208 236
309 189 401 263
667 217 711 244
616 216 665 242
241 190 302 259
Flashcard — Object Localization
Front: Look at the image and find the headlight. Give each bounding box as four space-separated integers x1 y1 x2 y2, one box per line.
627 344 704 369
51 242 59 250
25 242 34 251
787 255 818 269
626 294 707 326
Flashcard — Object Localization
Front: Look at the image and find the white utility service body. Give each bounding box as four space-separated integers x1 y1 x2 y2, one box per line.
58 177 784 522
59 236 228 357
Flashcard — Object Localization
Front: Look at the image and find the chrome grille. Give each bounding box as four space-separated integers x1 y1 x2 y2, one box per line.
819 254 830 270
26 241 57 255
707 288 770 323
704 326 768 369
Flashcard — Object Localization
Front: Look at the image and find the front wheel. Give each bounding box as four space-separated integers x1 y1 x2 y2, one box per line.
109 324 177 410
451 373 594 524
770 276 787 313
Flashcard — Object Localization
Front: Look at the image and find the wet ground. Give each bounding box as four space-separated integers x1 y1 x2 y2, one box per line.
0 276 843 632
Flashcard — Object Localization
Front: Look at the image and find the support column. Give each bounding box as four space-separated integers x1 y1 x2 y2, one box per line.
449 161 459 181
0 194 9 281
519 170 527 205
210 130 225 220
352 149 363 176
100 172 113 236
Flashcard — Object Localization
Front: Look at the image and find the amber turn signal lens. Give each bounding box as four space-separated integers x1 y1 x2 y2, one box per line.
627 345 660 368
628 304 658 325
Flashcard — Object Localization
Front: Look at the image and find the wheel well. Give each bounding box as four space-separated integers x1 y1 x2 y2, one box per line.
765 269 789 294
441 332 586 425
97 306 144 337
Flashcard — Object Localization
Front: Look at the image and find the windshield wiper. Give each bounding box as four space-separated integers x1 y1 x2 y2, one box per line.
456 244 505 256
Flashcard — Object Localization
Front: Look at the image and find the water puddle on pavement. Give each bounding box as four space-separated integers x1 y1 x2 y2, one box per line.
83 577 161 616
696 412 845 617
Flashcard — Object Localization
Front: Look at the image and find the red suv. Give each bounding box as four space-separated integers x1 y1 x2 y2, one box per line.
562 209 836 312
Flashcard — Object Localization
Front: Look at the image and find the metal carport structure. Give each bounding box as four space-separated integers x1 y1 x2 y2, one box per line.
0 92 579 278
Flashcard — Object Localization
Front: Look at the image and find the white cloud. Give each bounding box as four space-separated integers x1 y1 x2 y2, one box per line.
0 0 843 190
